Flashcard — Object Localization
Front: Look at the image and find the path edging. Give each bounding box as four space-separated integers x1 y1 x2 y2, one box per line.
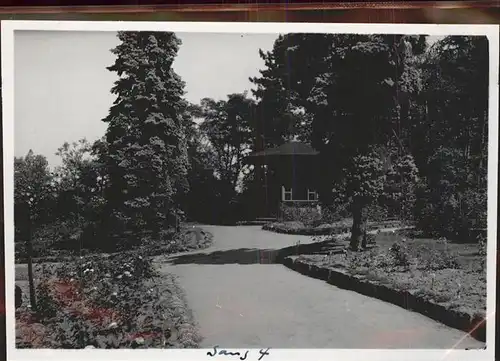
282 257 486 342
263 221 404 236
262 224 351 235
15 227 214 264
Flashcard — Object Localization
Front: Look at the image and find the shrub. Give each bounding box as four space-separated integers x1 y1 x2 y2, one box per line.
372 251 396 269
363 233 376 245
415 187 486 240
346 251 371 274
279 203 321 226
35 282 59 320
414 147 487 240
320 203 349 223
389 241 411 268
383 153 419 223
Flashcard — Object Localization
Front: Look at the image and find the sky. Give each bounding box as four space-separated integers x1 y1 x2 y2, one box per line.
14 31 443 168
14 30 277 168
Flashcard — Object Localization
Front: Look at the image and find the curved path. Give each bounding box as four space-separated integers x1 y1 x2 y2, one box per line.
155 225 485 349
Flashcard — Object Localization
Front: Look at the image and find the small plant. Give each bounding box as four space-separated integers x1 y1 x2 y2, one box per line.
345 249 379 274
319 204 350 223
389 241 411 269
372 251 395 269
35 282 58 320
360 232 376 249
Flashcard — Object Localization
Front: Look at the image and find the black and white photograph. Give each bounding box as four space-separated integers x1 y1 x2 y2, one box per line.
2 21 498 361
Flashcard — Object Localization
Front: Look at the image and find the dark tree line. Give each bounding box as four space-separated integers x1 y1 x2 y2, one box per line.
246 34 488 247
15 32 192 252
188 34 488 247
14 32 489 257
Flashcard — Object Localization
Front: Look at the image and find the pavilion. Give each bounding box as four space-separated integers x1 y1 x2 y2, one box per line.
243 140 320 220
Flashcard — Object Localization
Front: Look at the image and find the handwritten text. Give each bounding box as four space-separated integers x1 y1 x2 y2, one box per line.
207 346 271 360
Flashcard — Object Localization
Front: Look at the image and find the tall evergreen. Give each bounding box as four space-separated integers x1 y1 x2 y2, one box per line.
102 31 190 245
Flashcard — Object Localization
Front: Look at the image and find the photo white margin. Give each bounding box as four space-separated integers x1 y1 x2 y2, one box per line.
2 20 498 361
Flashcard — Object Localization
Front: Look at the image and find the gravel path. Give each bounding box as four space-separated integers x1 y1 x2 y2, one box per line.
156 225 484 349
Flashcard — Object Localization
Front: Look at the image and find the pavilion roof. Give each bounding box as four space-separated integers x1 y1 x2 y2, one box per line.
245 141 319 163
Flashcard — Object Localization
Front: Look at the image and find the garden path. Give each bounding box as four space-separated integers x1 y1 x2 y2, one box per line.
155 225 485 349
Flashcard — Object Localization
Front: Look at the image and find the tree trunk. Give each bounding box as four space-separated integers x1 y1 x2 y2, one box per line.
361 227 368 250
175 213 180 233
349 203 366 251
26 210 37 311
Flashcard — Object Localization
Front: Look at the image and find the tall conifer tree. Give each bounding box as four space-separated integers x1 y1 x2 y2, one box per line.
102 31 189 245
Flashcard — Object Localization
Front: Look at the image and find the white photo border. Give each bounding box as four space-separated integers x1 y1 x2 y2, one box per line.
2 20 498 361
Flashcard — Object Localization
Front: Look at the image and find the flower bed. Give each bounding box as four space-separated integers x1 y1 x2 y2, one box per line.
283 238 486 341
263 219 404 235
15 252 201 348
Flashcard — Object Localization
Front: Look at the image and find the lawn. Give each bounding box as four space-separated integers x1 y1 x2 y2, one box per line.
296 232 486 318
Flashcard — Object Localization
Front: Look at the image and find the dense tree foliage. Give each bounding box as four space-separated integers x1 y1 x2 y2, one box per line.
198 93 254 190
178 93 255 224
411 36 488 239
249 34 488 244
14 151 55 232
14 31 194 254
101 31 190 246
250 34 334 148
14 32 489 260
51 139 108 249
14 150 55 309
182 117 223 224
